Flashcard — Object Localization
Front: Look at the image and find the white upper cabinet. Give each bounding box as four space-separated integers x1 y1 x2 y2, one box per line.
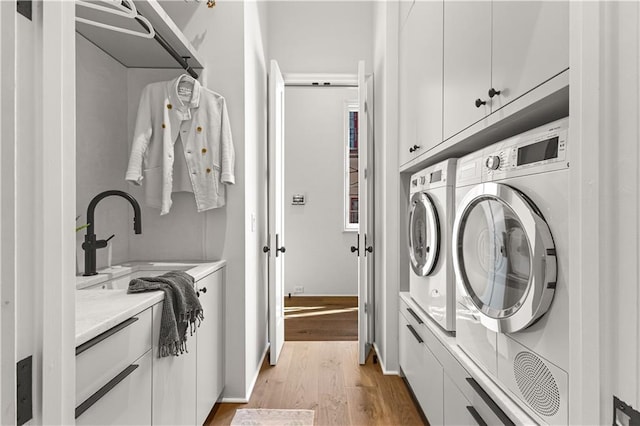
443 1 569 141
399 1 444 167
491 1 569 110
443 1 492 141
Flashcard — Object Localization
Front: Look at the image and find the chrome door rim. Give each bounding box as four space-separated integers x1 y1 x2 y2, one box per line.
408 192 440 276
452 182 557 333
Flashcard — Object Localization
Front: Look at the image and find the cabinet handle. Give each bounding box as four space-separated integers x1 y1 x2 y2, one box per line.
488 88 501 98
75 317 139 356
406 324 423 343
466 378 515 426
200 287 207 293
475 98 487 108
75 364 139 419
406 308 423 324
466 406 488 426
409 144 421 153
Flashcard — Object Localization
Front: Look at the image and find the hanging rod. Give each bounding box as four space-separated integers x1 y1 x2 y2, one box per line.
124 1 199 79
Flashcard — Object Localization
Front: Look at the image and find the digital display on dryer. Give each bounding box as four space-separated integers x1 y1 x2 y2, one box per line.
430 170 442 183
517 137 559 166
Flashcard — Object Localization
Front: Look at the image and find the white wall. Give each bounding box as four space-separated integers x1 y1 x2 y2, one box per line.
284 86 358 296
243 0 270 395
267 1 373 74
76 35 131 273
370 1 400 373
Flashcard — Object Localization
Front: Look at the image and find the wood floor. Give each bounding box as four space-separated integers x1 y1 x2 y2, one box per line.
285 296 358 341
207 341 426 426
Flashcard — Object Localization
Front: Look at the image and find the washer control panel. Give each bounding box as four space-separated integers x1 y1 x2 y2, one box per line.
483 118 569 180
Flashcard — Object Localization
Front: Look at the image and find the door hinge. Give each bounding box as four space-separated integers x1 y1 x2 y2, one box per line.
17 356 32 425
364 303 369 314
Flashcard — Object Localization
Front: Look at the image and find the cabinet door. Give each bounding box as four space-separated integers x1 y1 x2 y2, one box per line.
491 1 569 110
443 374 476 426
152 302 197 426
77 350 152 426
398 1 443 166
196 270 225 425
399 314 444 425
443 1 491 140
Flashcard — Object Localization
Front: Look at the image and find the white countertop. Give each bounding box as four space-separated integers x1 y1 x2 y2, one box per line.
399 292 537 425
75 260 226 347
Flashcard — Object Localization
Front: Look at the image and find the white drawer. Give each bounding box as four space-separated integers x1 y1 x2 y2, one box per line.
444 374 476 426
399 313 444 425
465 376 516 426
76 307 152 405
76 349 152 425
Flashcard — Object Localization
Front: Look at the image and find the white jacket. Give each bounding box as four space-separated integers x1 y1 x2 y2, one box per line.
126 75 235 215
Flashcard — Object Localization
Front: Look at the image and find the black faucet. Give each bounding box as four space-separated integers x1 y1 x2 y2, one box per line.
82 190 142 276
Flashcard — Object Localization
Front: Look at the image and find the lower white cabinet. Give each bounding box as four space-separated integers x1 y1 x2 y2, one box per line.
76 266 226 426
152 301 197 425
196 270 225 424
399 312 444 425
77 350 153 426
443 374 475 426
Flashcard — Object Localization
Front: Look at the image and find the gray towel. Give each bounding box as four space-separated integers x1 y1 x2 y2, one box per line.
127 271 204 357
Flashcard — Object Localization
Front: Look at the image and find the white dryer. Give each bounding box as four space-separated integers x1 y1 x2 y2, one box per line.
453 118 569 425
408 159 456 331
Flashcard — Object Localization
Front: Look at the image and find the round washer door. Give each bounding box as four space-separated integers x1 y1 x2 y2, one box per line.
408 192 440 276
452 182 557 333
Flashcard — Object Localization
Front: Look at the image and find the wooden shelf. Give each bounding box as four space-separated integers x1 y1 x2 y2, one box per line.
76 0 204 70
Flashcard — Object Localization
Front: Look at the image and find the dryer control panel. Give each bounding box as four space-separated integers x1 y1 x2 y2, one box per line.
483 117 569 181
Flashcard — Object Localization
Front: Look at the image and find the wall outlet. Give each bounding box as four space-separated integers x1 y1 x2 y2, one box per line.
294 286 304 294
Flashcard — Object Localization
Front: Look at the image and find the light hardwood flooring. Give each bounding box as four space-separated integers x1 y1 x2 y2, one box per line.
285 296 358 341
207 341 427 426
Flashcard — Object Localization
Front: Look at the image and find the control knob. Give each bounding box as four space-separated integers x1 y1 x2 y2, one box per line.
486 155 501 170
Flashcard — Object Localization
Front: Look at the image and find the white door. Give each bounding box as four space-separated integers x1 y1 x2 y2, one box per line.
357 60 373 365
267 60 286 365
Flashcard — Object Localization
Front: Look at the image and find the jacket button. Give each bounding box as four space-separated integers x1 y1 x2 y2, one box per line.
202 148 207 154
161 123 166 129
197 126 202 133
206 168 212 173
167 104 172 110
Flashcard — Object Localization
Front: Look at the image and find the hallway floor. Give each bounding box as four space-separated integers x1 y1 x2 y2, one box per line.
207 341 426 425
285 296 358 341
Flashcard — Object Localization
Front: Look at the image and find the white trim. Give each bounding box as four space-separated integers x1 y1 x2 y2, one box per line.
0 1 17 423
284 73 358 87
372 342 399 376
41 2 76 423
568 2 601 424
221 342 269 404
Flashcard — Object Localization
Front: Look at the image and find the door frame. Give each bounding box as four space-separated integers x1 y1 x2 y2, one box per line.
267 71 374 361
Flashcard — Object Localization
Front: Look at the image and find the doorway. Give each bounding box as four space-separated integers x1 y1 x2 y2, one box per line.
267 62 374 365
283 85 360 342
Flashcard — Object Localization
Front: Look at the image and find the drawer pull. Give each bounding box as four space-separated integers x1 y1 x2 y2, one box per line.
406 307 424 324
466 406 487 426
76 317 139 356
466 378 515 426
406 324 423 344
75 364 139 419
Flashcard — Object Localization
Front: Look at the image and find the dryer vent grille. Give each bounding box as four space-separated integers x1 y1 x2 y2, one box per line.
513 351 560 417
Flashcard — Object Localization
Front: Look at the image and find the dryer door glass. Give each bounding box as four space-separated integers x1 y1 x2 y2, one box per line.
408 192 439 276
458 197 531 313
452 182 557 333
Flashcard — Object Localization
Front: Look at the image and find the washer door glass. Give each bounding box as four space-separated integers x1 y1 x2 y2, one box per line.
408 192 439 276
452 182 558 333
458 197 531 315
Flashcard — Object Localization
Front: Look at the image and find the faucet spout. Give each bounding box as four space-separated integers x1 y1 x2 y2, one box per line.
82 190 142 276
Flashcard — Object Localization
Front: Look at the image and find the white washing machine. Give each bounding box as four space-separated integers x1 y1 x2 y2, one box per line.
408 158 456 331
453 118 569 425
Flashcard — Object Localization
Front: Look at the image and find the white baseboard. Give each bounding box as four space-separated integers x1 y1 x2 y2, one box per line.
220 342 269 404
285 293 358 297
373 342 399 376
